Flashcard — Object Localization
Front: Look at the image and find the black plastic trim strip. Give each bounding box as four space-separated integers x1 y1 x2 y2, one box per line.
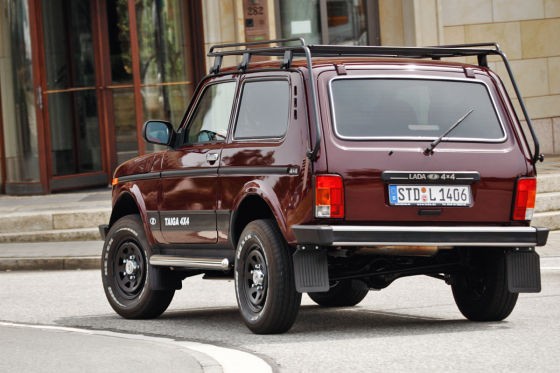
161 168 218 178
218 166 296 176
117 173 160 183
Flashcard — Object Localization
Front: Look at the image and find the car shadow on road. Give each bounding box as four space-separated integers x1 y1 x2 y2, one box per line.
59 303 511 344
290 305 509 338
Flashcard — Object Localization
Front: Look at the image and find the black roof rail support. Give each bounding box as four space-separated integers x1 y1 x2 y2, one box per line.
281 50 293 69
210 55 222 74
238 52 251 71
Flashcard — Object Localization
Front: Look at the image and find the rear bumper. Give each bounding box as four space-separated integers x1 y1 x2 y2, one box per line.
292 225 549 247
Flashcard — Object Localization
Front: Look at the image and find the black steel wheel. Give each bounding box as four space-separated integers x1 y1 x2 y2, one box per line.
451 249 518 321
101 214 174 319
235 219 301 334
241 245 269 313
113 240 145 298
308 279 369 307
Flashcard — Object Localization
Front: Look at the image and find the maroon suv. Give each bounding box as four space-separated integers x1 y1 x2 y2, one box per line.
100 39 549 334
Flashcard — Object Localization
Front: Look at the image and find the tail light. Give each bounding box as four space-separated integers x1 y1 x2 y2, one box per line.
315 175 344 218
512 177 537 221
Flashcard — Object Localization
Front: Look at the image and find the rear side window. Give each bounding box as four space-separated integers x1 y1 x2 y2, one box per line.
234 80 290 139
330 78 505 141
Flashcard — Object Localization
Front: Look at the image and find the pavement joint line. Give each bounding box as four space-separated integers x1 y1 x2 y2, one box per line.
0 321 273 373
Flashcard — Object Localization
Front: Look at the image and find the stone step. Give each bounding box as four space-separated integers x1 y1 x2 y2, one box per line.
532 211 560 231
0 209 110 234
0 227 101 244
535 191 560 213
537 174 560 194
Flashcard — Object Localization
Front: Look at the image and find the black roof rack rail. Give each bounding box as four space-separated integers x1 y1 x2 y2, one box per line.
208 39 542 165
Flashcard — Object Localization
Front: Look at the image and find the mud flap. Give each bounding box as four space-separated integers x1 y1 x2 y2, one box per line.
506 249 541 293
149 266 183 291
293 247 329 293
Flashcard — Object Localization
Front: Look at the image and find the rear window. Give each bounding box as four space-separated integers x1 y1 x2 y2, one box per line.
329 78 505 141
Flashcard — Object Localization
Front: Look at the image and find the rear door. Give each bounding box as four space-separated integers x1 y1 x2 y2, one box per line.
320 66 528 224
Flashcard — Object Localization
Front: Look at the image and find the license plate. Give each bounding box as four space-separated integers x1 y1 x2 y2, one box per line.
388 184 472 207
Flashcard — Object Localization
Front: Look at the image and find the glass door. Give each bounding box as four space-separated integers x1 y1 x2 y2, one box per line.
36 0 199 191
103 0 196 167
40 0 106 189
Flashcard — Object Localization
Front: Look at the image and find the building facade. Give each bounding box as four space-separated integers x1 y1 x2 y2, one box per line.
0 0 558 194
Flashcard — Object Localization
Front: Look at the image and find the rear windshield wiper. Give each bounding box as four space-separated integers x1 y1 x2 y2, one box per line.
424 109 474 155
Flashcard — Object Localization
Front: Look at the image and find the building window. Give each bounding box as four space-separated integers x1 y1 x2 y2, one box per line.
277 0 379 45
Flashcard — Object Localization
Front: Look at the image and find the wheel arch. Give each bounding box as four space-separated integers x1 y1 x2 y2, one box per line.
108 187 153 244
231 193 288 248
109 191 140 226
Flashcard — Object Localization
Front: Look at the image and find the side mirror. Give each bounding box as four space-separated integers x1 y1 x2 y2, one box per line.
143 120 175 146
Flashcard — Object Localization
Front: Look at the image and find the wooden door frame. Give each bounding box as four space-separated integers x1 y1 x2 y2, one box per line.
34 0 111 191
29 0 50 193
24 0 205 192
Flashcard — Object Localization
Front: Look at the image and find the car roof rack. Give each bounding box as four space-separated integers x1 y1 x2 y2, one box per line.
208 38 542 165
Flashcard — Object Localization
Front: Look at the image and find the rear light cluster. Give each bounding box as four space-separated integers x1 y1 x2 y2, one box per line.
513 177 537 221
315 175 344 218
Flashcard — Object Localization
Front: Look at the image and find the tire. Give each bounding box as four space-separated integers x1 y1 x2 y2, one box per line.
101 214 174 319
451 249 518 321
235 219 302 334
308 280 369 307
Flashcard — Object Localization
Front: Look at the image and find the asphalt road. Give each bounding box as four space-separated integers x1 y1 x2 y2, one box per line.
1 258 559 372
0 323 204 373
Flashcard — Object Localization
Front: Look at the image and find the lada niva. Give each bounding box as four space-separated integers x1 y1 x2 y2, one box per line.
100 39 549 334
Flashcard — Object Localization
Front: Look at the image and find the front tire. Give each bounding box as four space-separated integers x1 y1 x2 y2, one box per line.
101 214 174 319
451 249 518 321
235 219 301 334
308 280 369 307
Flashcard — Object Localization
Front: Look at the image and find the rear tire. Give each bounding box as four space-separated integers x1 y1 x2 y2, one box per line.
235 219 302 334
101 215 175 319
308 280 369 307
451 249 518 321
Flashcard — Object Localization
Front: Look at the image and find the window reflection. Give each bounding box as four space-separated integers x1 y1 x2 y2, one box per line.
107 0 133 84
136 0 192 85
279 1 321 44
279 0 370 45
43 0 96 89
0 0 40 183
112 89 138 164
135 0 194 147
327 0 368 45
49 91 102 175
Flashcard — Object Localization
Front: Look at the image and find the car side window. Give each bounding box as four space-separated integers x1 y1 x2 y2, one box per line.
185 81 236 144
234 80 290 140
